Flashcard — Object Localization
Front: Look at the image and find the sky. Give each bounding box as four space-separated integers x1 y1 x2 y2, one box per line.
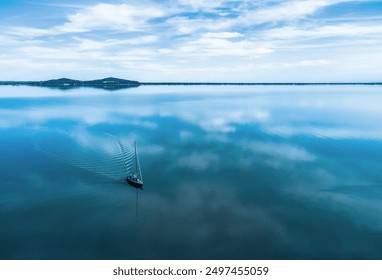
0 0 381 82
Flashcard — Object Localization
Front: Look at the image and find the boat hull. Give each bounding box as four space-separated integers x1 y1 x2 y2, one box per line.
126 176 143 188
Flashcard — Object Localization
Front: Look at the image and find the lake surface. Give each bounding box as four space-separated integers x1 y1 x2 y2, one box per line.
1 85 382 259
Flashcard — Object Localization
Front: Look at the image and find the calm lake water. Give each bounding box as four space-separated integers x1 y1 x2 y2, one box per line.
1 85 382 259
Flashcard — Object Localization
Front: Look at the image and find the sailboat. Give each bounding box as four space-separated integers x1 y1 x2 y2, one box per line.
126 141 143 188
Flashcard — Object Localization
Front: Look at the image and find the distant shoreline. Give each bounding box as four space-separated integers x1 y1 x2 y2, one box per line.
0 77 381 91
140 82 382 86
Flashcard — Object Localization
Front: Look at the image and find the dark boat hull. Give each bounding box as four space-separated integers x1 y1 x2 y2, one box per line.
126 176 143 188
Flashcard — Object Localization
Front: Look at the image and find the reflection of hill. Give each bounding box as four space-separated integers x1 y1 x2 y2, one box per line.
0 77 140 91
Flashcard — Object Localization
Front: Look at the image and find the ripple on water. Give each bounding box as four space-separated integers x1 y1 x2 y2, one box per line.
34 129 135 182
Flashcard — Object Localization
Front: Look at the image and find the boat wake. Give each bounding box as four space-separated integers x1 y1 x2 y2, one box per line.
34 128 134 183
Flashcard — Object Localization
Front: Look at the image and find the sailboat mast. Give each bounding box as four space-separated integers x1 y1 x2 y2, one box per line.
126 141 143 188
135 141 143 181
134 141 137 176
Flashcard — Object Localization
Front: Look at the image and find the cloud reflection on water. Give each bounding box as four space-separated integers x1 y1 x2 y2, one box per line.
1 85 382 259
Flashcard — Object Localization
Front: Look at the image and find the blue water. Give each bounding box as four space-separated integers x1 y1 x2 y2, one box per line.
1 85 382 259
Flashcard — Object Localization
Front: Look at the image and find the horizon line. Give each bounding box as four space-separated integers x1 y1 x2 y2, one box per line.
0 77 381 85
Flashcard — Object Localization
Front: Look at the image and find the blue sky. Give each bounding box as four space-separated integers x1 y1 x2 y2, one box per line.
0 0 381 82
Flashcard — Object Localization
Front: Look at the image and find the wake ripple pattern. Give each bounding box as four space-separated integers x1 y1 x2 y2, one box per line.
35 130 134 182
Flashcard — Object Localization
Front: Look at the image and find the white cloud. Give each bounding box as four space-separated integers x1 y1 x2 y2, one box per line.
166 16 235 34
73 36 158 51
202 32 244 39
164 0 370 35
60 3 164 32
238 0 352 25
8 27 52 37
175 37 274 58
267 23 382 40
9 3 166 37
0 34 26 45
281 59 334 68
178 0 228 10
2 0 382 81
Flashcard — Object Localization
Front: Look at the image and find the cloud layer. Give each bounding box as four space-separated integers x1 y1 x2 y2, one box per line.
0 0 381 81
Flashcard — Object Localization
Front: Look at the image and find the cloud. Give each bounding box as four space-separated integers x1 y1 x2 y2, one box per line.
2 0 382 81
165 16 235 34
8 27 51 37
267 23 382 40
202 32 244 39
164 0 369 35
73 36 158 51
241 0 327 23
61 3 164 32
281 59 334 68
173 36 274 59
178 0 228 10
236 0 362 26
9 3 166 37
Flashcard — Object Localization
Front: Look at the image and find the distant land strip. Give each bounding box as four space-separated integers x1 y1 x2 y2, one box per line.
141 82 382 85
0 77 140 91
0 77 381 91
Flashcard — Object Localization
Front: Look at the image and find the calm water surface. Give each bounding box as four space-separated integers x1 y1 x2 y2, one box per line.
1 85 382 259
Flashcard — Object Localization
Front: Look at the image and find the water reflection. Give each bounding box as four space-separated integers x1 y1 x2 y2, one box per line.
1 85 382 259
35 128 133 182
